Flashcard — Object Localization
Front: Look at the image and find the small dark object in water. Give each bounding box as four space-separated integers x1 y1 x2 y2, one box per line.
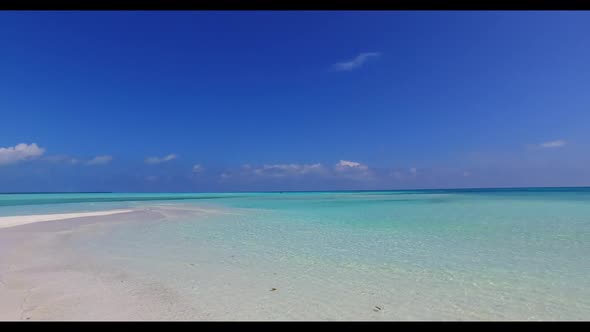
270 288 277 291
373 306 382 312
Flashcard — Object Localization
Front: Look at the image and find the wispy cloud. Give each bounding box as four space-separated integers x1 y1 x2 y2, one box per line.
0 143 45 165
192 164 205 173
44 155 81 165
145 154 178 164
524 139 567 151
332 52 381 71
539 140 566 148
87 155 113 165
219 163 328 182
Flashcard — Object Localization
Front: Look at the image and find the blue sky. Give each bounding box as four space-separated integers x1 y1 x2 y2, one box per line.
1 11 589 192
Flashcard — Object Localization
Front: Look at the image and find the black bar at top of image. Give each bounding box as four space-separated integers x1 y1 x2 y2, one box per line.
2 0 590 11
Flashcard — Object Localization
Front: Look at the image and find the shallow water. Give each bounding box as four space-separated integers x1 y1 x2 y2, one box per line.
1 189 589 320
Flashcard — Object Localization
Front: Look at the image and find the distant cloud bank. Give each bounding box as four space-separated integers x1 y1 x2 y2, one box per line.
0 143 45 165
255 163 324 177
220 160 376 183
4 137 581 191
332 52 381 71
220 163 326 180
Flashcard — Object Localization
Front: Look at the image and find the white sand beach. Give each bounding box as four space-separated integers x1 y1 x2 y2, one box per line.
0 209 134 229
0 208 191 321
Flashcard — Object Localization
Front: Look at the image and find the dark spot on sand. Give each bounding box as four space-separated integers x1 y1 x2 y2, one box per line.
373 306 382 312
270 288 277 291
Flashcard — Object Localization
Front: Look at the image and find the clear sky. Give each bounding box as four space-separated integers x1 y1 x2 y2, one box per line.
1 11 589 192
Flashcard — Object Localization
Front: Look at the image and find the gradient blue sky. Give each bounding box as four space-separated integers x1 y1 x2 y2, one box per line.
1 11 589 192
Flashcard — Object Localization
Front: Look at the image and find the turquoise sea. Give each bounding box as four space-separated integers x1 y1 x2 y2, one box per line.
1 188 589 320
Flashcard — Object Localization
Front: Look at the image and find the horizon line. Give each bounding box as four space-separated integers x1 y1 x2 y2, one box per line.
2 185 590 195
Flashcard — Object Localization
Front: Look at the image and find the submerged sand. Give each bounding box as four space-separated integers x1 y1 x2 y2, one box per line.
1 203 588 321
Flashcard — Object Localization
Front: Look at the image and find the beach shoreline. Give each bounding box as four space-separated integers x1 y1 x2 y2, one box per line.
0 206 207 321
0 209 135 230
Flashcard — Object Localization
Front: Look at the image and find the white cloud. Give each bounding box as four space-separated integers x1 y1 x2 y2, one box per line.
87 155 113 165
332 52 381 71
219 163 327 182
145 154 178 164
0 143 45 165
192 164 205 173
253 163 325 177
539 140 566 148
264 163 323 173
219 160 379 183
333 160 374 181
334 160 369 171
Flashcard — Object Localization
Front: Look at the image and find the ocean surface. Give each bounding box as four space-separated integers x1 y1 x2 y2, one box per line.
1 188 589 320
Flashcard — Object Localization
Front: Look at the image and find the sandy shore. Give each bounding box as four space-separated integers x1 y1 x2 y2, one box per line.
0 209 134 229
0 208 200 321
0 206 397 321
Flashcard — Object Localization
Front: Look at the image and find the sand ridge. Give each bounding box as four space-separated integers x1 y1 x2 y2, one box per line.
0 209 135 229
